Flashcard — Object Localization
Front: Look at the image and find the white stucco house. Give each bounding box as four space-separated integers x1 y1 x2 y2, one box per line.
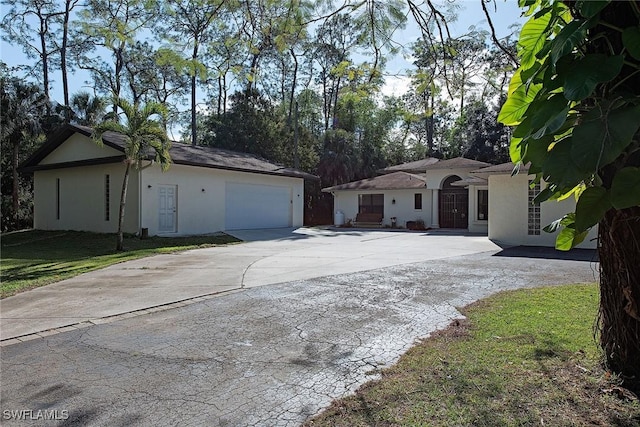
21 124 317 236
323 157 597 249
322 157 491 234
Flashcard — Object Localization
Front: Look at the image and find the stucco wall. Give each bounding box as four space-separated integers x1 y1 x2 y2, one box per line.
488 174 597 249
39 133 122 164
141 164 304 236
424 169 473 189
33 163 139 233
331 189 433 228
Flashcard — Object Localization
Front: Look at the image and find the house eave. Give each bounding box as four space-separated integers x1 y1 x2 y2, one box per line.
173 160 319 181
20 155 127 174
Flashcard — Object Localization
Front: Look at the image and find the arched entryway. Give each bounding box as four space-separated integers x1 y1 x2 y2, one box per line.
439 175 468 229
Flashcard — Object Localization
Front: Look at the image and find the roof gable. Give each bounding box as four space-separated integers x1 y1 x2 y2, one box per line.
424 157 491 170
39 131 123 165
322 172 427 192
472 162 530 176
379 157 440 173
22 124 318 180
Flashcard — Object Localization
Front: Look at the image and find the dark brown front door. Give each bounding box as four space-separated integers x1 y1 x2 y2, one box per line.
440 192 468 228
440 175 468 229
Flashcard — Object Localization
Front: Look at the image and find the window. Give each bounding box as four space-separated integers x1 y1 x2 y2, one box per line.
528 180 541 235
56 178 60 220
358 194 384 215
477 189 488 220
104 174 110 221
414 193 422 210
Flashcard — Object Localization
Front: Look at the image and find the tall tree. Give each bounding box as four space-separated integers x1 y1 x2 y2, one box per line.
70 91 105 126
93 98 171 251
0 71 49 229
0 0 58 111
498 0 640 390
159 0 225 145
77 0 154 115
51 0 81 120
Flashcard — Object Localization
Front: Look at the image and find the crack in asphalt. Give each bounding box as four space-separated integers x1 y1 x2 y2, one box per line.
0 251 597 427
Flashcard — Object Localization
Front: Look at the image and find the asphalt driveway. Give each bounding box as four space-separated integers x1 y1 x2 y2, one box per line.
0 229 598 426
1 227 500 341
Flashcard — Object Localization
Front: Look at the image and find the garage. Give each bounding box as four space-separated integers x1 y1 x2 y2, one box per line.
225 182 292 230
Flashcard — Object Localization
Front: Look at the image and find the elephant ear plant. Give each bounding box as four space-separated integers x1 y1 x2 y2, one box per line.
498 0 640 390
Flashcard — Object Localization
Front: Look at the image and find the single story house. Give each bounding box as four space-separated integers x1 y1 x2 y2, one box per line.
21 124 317 236
322 157 491 234
323 157 597 249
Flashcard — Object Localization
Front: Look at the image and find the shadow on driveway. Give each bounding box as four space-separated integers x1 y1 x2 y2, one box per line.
493 245 599 262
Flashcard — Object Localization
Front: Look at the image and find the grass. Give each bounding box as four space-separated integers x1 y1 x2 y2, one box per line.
0 229 240 298
305 284 640 427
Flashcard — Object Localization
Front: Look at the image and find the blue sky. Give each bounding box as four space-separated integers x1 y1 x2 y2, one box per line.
1 0 525 108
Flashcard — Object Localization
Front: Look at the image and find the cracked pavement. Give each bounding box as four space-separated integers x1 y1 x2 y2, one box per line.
0 245 598 427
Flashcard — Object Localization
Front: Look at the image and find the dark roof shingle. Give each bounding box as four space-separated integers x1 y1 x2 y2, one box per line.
21 124 318 180
322 172 427 192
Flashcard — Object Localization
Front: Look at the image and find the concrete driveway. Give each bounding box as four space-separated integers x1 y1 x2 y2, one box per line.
1 227 500 341
0 228 598 426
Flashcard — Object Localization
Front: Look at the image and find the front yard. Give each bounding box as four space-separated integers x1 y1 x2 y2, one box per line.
306 284 640 426
0 230 240 298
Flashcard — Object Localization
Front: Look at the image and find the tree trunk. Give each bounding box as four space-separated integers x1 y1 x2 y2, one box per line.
61 0 71 122
12 138 20 224
191 39 199 146
39 18 51 116
116 161 131 251
598 207 640 392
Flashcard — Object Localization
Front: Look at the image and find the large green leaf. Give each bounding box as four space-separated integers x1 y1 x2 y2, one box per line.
610 167 640 209
555 226 588 251
498 83 541 126
562 55 624 101
523 135 552 165
570 108 605 173
542 137 587 188
575 186 611 232
571 104 640 172
519 9 553 69
550 20 587 66
622 27 640 61
530 94 570 138
509 136 524 164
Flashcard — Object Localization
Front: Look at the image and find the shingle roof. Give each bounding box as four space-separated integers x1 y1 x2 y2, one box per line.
472 162 530 175
450 176 488 187
379 157 440 173
21 124 318 180
322 172 427 192
424 157 491 170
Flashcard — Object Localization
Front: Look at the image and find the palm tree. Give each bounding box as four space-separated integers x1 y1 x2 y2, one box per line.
93 98 172 251
70 91 106 126
0 76 49 226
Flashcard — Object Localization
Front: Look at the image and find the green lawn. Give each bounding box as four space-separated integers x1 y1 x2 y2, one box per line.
305 284 640 426
0 230 240 298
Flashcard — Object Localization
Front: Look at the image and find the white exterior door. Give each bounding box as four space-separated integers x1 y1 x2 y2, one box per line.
158 185 177 233
225 182 291 230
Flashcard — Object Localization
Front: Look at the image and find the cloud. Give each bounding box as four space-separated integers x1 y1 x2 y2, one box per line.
381 75 412 98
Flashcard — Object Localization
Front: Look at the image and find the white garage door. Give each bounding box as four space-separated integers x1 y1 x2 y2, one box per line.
225 182 292 230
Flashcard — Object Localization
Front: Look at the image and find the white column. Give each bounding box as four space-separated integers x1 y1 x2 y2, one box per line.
431 189 440 228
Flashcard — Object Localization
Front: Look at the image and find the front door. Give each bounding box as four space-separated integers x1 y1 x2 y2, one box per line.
158 185 177 233
440 192 468 228
439 175 468 229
